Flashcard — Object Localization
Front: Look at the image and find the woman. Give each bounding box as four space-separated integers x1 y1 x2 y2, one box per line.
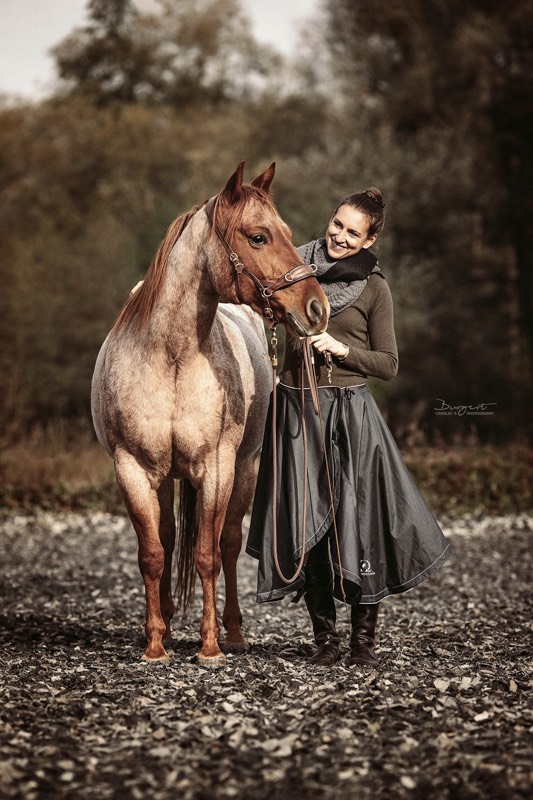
246 188 450 667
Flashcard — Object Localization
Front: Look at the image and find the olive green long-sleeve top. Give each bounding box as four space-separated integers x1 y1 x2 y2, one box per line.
280 274 398 388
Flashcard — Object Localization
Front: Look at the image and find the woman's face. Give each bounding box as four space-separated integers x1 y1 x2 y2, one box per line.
325 204 377 260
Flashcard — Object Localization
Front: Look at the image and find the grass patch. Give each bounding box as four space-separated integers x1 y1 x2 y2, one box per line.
0 432 531 518
0 433 123 514
403 443 533 517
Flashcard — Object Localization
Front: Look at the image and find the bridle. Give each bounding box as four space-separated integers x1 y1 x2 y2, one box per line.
205 194 345 601
204 195 318 325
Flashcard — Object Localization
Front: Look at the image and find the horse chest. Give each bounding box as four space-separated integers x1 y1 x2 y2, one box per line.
171 366 243 447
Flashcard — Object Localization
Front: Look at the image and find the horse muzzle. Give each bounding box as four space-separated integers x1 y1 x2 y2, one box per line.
285 292 329 336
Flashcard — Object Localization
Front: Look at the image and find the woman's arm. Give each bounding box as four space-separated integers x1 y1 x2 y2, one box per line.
355 278 398 380
310 278 398 381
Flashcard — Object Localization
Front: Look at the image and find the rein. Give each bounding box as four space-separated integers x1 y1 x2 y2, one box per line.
204 195 318 324
269 334 346 603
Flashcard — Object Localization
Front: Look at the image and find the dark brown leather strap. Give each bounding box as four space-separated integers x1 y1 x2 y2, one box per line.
262 264 318 296
270 336 347 602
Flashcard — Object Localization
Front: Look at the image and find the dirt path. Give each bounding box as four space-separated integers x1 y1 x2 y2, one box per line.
0 512 531 799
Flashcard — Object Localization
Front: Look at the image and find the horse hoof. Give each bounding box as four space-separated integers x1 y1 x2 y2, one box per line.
222 640 250 654
197 653 227 669
142 647 170 662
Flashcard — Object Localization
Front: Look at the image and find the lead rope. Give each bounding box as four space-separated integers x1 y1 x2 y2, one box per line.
310 350 347 607
270 331 347 603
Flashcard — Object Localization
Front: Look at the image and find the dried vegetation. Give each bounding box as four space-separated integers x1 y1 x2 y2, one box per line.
0 512 531 799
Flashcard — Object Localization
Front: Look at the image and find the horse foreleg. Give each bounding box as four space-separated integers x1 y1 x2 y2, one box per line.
115 450 168 661
194 472 233 668
220 458 256 652
157 477 176 639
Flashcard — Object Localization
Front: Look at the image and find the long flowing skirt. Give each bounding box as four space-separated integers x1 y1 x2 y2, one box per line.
246 383 450 604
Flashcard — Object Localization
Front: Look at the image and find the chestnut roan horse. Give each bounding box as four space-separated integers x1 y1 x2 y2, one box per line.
91 162 329 666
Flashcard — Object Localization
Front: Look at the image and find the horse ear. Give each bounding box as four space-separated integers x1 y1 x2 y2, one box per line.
222 161 245 203
251 162 276 194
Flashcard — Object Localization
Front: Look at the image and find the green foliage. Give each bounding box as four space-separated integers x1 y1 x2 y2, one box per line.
0 99 191 433
52 0 281 107
0 424 123 513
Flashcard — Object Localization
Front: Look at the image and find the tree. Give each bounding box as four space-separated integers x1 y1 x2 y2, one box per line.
0 99 190 434
315 0 533 441
52 0 281 107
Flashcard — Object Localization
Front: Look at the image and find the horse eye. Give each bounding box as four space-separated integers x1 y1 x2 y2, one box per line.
249 234 267 246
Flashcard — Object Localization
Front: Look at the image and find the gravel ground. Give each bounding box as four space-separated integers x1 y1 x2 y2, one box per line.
0 511 531 800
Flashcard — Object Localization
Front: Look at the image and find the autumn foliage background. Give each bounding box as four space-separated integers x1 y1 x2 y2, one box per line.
1 0 532 515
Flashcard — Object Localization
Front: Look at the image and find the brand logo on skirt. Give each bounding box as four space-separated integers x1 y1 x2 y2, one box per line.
360 559 375 576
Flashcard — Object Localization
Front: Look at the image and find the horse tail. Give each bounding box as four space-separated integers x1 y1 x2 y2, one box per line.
175 479 198 613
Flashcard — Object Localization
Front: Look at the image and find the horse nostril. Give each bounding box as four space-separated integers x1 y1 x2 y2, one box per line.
307 297 323 324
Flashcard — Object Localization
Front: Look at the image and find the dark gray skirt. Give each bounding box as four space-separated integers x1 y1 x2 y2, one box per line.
246 383 450 605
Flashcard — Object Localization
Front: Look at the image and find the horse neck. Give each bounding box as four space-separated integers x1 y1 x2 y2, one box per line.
148 215 221 359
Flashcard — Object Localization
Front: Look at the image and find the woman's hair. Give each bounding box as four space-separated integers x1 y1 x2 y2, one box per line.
333 187 385 238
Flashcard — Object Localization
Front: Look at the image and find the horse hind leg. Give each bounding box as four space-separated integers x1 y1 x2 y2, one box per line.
220 458 256 653
114 450 169 661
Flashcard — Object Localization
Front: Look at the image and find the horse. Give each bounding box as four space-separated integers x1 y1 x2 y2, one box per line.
91 161 329 666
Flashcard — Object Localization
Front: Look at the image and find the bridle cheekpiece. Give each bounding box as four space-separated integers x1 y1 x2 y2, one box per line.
205 195 317 326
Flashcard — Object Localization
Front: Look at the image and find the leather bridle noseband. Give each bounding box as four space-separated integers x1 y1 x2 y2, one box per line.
204 195 318 325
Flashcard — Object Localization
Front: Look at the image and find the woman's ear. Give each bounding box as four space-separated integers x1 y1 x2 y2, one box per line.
363 235 377 249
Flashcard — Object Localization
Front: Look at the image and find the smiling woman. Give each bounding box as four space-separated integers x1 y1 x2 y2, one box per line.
246 186 450 670
326 188 385 260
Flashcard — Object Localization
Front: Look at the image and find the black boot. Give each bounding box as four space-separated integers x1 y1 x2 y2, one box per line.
348 603 379 667
304 562 341 666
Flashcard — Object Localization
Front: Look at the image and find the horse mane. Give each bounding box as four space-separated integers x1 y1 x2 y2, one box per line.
112 204 201 333
112 184 277 333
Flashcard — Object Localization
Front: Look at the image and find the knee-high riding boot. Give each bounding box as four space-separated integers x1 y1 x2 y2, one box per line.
304 562 341 666
349 603 379 667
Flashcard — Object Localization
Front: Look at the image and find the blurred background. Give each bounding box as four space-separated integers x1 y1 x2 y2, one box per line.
0 0 531 514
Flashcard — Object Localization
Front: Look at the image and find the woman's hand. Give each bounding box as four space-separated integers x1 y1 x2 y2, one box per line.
130 280 144 295
307 333 349 360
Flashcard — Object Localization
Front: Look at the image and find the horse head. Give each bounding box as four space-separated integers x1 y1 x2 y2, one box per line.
207 162 329 336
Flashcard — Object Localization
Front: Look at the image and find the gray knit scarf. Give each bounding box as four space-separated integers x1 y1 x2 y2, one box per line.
297 239 383 316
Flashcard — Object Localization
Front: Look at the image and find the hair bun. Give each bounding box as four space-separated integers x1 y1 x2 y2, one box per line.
363 187 385 208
